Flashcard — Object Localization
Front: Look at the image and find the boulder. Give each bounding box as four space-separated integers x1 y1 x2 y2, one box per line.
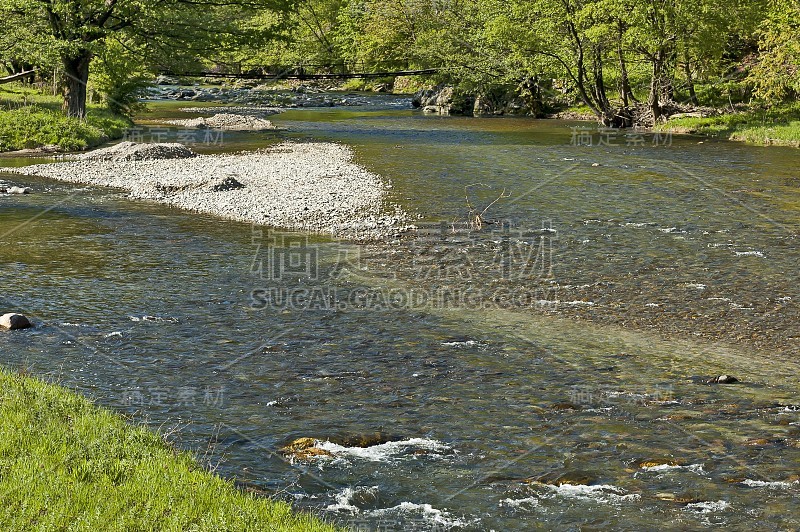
331 431 393 448
535 470 598 486
279 431 397 461
707 375 739 384
0 313 31 330
417 85 534 116
473 94 494 116
279 437 333 461
473 88 535 116
7 186 31 194
281 437 317 454
412 86 474 116
207 175 245 192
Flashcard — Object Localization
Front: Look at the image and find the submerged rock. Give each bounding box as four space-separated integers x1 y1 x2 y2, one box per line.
637 459 679 469
551 402 580 411
0 313 31 330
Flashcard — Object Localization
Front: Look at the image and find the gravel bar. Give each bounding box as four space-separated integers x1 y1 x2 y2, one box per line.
9 141 411 240
159 113 278 131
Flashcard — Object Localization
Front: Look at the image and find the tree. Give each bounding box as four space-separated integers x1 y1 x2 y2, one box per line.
0 0 288 117
0 8 56 81
749 0 800 102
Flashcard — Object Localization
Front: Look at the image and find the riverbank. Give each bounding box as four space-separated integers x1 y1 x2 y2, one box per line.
0 86 130 152
659 103 800 147
7 141 411 239
0 368 336 531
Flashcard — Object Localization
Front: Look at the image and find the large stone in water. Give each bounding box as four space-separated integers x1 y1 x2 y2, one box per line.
535 470 598 486
0 313 31 330
279 437 333 461
707 375 739 384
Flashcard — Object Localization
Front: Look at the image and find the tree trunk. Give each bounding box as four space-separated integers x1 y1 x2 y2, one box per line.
62 51 92 118
589 48 629 127
684 60 698 105
618 45 636 107
616 22 636 107
649 55 663 124
661 77 674 103
662 49 677 102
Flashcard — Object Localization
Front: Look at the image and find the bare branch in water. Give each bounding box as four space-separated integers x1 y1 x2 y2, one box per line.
464 183 511 230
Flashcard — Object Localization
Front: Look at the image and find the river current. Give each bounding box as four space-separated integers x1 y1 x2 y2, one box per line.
1 94 799 530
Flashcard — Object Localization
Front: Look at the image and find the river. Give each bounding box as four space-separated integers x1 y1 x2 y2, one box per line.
1 93 799 530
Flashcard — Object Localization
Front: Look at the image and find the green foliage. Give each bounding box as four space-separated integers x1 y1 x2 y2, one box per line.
0 0 291 117
0 369 338 531
339 76 394 91
248 0 795 121
0 0 797 121
92 40 152 116
749 0 800 101
0 2 58 74
659 101 800 146
0 105 129 151
0 86 130 151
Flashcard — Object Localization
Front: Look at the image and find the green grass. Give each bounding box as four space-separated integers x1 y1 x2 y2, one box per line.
660 103 800 147
0 85 131 152
557 102 596 117
0 369 338 531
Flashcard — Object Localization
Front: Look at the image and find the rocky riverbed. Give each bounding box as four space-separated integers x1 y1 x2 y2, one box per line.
147 83 391 108
7 141 411 239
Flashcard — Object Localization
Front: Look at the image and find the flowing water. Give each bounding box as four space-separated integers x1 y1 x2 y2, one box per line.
1 94 800 530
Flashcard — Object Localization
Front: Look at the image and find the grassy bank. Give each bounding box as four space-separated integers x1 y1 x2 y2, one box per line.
0 85 130 152
0 369 337 531
660 103 800 147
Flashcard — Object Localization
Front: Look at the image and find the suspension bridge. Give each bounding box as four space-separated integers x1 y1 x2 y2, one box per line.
159 67 439 81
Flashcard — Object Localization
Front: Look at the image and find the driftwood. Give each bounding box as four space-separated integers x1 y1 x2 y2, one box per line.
464 183 511 230
0 69 37 85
